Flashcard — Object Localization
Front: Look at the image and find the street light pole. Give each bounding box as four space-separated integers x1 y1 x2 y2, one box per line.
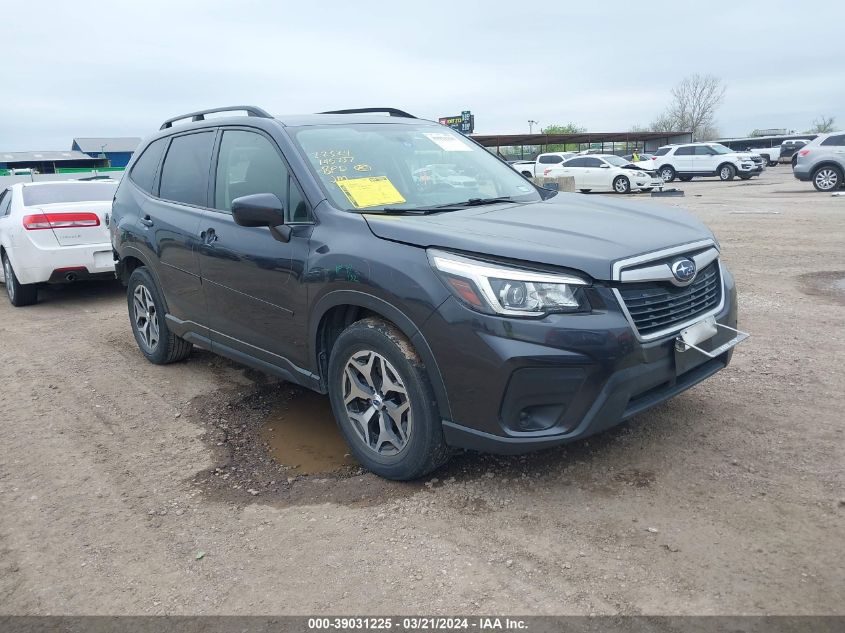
528 120 538 134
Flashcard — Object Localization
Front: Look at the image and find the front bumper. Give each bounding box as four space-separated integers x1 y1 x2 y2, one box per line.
423 268 739 454
634 178 664 190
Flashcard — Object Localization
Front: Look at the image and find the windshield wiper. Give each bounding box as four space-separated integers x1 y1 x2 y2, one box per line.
366 197 521 215
432 196 518 209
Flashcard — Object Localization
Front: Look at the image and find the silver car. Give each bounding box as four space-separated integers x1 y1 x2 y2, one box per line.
793 132 845 191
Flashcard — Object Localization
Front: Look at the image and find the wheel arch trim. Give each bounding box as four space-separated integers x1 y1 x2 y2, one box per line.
309 289 452 420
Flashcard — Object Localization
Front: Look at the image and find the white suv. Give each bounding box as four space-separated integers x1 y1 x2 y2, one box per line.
653 142 763 182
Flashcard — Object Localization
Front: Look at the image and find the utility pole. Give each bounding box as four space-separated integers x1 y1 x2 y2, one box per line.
528 120 538 134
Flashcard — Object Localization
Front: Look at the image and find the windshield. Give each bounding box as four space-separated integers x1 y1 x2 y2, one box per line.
710 144 734 155
22 182 117 206
292 123 541 211
602 155 629 167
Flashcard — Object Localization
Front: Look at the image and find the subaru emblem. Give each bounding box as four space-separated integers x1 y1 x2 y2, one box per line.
671 258 696 283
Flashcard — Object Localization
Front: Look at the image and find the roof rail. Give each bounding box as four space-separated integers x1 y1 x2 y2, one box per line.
318 107 417 119
160 105 272 130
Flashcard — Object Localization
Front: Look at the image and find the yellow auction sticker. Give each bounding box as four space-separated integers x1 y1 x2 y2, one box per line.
335 176 406 209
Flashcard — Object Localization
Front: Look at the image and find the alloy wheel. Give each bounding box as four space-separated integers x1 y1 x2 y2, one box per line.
720 166 731 180
342 350 412 456
133 284 160 351
815 169 839 191
3 257 14 302
660 167 673 181
614 177 630 193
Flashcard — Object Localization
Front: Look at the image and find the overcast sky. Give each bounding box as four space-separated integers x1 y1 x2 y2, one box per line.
1 0 842 151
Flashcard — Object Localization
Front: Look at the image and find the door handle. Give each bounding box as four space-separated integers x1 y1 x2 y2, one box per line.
140 215 154 227
201 228 218 245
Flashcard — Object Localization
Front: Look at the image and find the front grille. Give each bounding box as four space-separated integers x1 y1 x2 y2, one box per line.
617 261 722 337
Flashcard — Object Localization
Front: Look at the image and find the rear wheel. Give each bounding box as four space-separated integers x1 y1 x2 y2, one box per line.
612 176 631 194
719 164 736 181
578 189 591 193
812 166 842 192
2 253 38 307
127 267 192 364
659 165 676 182
327 318 450 480
679 175 693 182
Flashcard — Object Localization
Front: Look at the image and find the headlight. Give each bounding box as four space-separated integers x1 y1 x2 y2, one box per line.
636 171 648 178
428 249 589 317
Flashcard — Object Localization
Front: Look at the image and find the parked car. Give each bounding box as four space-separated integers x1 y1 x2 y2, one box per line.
652 143 762 182
747 147 780 167
0 180 118 306
111 105 746 480
412 164 478 190
512 152 576 178
792 131 845 191
542 154 663 193
781 139 811 164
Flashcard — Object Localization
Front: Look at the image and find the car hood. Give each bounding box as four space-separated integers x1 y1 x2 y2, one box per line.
364 194 715 281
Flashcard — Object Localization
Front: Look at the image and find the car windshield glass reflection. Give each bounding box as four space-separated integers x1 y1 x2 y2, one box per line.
293 124 542 212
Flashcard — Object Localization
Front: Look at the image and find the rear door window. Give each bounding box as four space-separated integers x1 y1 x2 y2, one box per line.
159 132 216 207
694 146 715 155
675 146 695 156
538 155 562 164
129 137 168 194
821 134 845 146
582 157 603 167
564 157 586 167
0 189 10 216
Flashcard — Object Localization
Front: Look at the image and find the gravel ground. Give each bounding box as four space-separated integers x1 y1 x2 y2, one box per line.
0 166 842 615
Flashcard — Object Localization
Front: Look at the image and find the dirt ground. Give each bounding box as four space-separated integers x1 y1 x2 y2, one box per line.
0 167 843 615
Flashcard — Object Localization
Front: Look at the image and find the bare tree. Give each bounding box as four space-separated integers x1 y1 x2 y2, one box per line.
651 74 726 139
810 116 836 133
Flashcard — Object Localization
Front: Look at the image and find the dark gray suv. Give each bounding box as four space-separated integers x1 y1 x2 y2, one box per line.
110 106 747 480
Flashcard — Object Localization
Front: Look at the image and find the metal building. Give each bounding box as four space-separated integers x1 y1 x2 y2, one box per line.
71 137 142 168
0 150 107 174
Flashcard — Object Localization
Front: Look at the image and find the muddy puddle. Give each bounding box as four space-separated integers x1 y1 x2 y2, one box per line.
797 271 845 305
260 390 358 475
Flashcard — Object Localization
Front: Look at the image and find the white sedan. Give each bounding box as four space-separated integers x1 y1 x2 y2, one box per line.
542 154 663 194
0 180 118 306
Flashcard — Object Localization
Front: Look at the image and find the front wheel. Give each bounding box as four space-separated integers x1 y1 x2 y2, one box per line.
327 318 450 480
812 166 842 191
613 176 631 194
2 253 38 307
659 166 676 182
719 164 737 181
127 267 192 364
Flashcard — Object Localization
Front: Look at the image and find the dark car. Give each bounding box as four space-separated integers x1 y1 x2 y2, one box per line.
110 105 747 480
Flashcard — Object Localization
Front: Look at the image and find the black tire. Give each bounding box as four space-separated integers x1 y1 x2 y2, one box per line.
811 165 843 192
679 175 693 182
612 175 631 194
327 317 450 480
578 189 591 193
2 253 38 307
739 174 752 180
768 160 777 167
521 171 532 178
659 165 676 182
718 164 736 181
640 188 653 193
126 267 192 364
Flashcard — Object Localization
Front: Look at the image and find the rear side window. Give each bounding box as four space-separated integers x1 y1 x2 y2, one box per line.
538 155 562 164
159 132 216 207
214 130 288 212
675 146 694 156
0 189 11 216
129 138 167 194
21 182 118 206
821 134 845 147
564 157 586 167
654 147 670 156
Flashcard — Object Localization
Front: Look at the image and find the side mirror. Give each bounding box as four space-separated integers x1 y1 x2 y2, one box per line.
232 193 291 242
